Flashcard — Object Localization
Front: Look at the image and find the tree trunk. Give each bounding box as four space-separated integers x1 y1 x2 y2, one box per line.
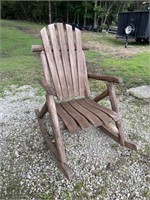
54 2 58 20
93 0 98 29
103 1 114 25
77 13 79 24
66 1 69 23
83 1 88 27
48 0 52 24
74 13 76 24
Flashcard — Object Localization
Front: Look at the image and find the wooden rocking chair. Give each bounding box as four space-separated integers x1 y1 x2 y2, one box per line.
32 23 137 181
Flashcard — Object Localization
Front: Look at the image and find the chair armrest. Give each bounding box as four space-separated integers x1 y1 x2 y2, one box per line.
39 80 56 96
88 73 123 84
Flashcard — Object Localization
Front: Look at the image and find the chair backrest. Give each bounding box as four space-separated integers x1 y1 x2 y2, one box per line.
40 23 90 100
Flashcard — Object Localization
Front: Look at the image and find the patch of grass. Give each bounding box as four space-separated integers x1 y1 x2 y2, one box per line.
74 180 84 190
1 19 150 97
83 32 124 46
111 143 119 150
86 50 150 87
1 19 44 33
36 87 45 96
0 20 43 96
143 143 150 155
103 52 150 87
143 188 150 198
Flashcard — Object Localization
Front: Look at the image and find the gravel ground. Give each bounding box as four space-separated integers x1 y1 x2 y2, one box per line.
0 85 150 200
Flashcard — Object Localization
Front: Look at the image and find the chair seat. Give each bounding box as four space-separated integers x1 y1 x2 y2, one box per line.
56 98 119 133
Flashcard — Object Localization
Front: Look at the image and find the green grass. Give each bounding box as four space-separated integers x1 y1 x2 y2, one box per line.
1 19 44 31
103 52 150 87
0 20 43 96
0 19 150 97
85 50 150 88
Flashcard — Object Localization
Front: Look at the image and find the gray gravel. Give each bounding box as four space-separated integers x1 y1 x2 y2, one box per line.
0 85 150 200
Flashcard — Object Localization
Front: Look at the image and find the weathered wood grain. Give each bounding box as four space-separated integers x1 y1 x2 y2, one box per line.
69 100 102 126
77 99 111 124
82 51 90 97
32 45 44 52
37 102 48 119
57 23 73 96
75 28 85 96
88 73 123 84
66 24 79 96
35 109 74 180
107 83 125 146
46 95 67 163
39 80 56 96
84 98 119 121
40 27 63 99
61 101 92 129
94 89 108 102
56 103 80 133
100 125 138 150
32 44 89 52
48 24 68 98
40 51 51 84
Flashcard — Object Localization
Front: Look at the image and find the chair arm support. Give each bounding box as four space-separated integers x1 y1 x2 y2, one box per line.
39 80 56 96
94 89 108 102
88 73 123 84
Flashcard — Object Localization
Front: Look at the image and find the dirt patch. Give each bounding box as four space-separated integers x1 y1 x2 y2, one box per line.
86 40 150 59
1 23 41 38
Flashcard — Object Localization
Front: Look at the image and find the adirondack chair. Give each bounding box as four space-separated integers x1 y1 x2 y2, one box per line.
32 23 137 180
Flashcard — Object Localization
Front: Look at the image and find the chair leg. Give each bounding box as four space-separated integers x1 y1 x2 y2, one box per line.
107 83 125 146
106 83 138 150
100 124 138 150
46 95 67 164
35 109 74 181
37 102 48 119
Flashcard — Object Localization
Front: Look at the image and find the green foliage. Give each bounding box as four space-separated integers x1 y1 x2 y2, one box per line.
94 5 105 18
1 1 143 27
100 23 108 30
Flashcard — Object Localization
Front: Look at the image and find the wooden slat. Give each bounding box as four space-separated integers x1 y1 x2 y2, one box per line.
60 102 92 129
82 51 90 97
40 27 63 99
57 23 73 97
66 24 79 96
69 100 102 126
40 51 51 84
84 98 119 121
48 24 68 98
75 28 85 96
77 99 111 124
56 103 80 133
